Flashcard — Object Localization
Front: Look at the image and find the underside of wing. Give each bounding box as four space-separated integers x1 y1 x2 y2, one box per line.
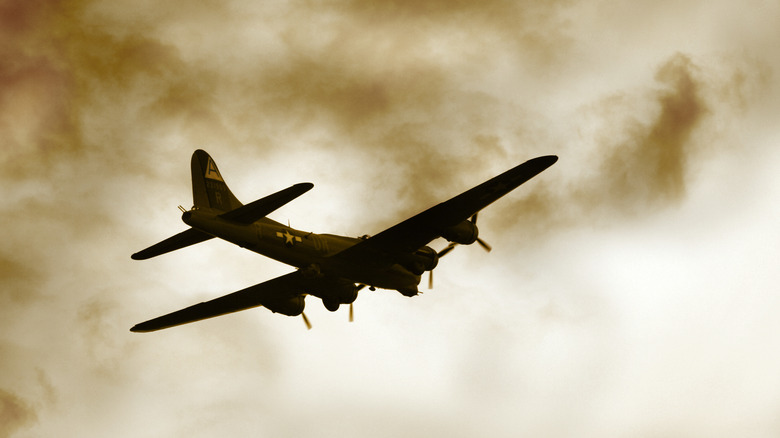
333 155 557 264
130 272 305 332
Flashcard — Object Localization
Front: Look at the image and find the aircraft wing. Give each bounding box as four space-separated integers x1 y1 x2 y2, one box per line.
333 155 558 264
130 272 304 332
131 228 214 260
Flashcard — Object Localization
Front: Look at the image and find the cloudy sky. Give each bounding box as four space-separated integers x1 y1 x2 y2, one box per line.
2 0 779 436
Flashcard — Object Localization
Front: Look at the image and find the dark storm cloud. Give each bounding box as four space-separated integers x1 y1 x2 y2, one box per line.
0 2 76 174
0 389 37 437
3 0 574 226
0 0 240 182
199 0 578 221
0 255 41 304
594 54 705 208
1 1 133 170
492 52 763 240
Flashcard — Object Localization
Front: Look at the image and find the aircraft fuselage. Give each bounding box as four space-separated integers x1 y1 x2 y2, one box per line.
182 208 422 294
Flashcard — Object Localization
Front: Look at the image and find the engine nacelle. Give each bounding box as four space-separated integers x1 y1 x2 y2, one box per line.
401 246 439 275
307 278 358 305
263 295 305 316
441 220 478 245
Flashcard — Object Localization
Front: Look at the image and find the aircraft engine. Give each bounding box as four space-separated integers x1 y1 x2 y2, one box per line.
263 295 305 316
441 220 478 245
331 281 359 305
401 246 439 275
308 279 358 312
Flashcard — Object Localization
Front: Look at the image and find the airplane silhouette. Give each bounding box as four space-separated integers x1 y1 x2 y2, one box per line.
130 150 557 332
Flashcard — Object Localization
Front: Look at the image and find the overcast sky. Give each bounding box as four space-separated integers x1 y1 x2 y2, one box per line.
2 0 779 436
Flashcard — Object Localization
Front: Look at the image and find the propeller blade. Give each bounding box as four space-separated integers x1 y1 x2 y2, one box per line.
470 213 491 251
430 215 490 290
437 243 458 258
349 303 354 322
301 312 312 330
476 237 492 252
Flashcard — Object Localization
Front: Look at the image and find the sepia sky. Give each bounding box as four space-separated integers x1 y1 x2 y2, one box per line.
2 0 779 436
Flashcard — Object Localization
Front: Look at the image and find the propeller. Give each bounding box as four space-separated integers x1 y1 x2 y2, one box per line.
470 213 492 253
349 284 367 322
427 214 491 289
437 242 459 257
476 238 492 252
428 242 457 289
301 312 312 330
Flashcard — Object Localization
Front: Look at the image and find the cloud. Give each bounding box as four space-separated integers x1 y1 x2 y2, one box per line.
0 254 41 306
488 51 768 243
591 53 705 209
1 0 779 437
1 0 577 235
0 389 37 437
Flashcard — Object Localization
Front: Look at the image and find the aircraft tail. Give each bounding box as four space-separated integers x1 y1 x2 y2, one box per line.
191 149 243 211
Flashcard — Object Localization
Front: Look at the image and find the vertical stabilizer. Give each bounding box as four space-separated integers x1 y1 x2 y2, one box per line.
191 150 243 211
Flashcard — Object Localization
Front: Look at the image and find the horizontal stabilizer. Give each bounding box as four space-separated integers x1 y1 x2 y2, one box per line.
218 182 313 224
131 228 214 260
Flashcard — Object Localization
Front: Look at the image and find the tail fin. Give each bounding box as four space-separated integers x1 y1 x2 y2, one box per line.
191 150 243 211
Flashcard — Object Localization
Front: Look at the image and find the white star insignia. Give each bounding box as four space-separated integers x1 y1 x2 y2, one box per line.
276 230 302 246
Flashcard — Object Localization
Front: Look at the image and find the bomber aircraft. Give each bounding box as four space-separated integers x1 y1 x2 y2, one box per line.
130 150 557 332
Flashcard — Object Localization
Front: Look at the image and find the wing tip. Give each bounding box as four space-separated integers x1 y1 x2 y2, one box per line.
131 317 171 332
523 155 558 173
295 182 314 192
130 322 154 333
535 154 558 166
